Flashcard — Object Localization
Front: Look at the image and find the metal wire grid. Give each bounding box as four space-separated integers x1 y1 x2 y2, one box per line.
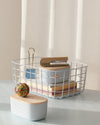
12 57 88 99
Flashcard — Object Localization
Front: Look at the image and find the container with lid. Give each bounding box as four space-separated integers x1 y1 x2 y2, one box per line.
39 65 70 84
10 94 48 121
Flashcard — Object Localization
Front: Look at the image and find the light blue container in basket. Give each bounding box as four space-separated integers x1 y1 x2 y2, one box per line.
39 65 70 84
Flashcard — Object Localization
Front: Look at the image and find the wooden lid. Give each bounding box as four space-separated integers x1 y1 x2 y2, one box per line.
10 94 48 105
39 65 70 70
40 57 68 67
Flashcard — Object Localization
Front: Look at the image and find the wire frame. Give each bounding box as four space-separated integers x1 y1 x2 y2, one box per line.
12 57 88 99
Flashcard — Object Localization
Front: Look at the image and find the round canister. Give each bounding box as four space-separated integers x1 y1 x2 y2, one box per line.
39 65 70 84
10 94 48 121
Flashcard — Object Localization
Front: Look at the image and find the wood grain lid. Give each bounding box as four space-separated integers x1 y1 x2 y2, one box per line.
39 64 70 70
10 94 48 105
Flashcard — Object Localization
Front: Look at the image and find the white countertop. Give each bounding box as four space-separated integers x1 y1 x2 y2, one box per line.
0 80 100 125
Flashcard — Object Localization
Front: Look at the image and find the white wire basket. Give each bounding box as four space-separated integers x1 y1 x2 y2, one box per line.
12 57 88 99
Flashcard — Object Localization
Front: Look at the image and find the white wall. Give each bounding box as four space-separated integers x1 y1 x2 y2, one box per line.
21 0 77 60
0 0 21 79
81 0 100 90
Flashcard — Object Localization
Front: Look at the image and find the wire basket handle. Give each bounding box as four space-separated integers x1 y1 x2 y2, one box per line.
28 47 35 67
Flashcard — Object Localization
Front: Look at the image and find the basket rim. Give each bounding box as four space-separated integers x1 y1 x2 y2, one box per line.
12 57 88 70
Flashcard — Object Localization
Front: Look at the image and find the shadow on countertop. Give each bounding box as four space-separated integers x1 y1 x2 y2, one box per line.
38 107 100 125
0 103 10 111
